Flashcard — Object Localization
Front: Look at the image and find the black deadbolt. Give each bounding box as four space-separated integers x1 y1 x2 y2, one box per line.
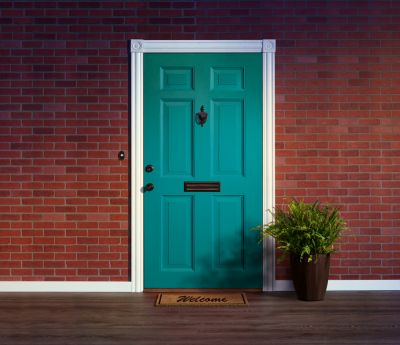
144 183 154 192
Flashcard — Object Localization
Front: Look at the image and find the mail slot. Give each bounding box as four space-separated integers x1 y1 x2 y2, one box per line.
184 181 220 192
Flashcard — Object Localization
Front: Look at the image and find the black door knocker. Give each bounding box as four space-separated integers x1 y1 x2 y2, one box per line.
196 105 208 127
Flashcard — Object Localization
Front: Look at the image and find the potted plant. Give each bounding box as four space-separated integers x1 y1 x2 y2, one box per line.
258 199 347 301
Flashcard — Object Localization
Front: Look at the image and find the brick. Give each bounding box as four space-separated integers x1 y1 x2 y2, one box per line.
1 0 399 282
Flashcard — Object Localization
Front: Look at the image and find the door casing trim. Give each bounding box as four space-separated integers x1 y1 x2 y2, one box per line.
130 40 276 292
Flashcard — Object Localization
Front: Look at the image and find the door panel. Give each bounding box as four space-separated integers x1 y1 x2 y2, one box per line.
212 100 244 175
161 67 193 90
161 196 194 270
161 100 193 176
211 67 244 90
212 196 244 270
144 53 262 288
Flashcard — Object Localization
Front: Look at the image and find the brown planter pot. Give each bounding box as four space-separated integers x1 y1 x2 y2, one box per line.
290 253 330 301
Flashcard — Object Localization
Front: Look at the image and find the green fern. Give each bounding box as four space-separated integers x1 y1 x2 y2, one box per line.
258 200 347 262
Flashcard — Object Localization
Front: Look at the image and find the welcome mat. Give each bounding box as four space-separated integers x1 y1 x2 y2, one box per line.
155 293 248 306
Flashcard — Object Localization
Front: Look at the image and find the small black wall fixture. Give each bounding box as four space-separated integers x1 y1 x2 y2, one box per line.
118 151 125 161
196 105 208 127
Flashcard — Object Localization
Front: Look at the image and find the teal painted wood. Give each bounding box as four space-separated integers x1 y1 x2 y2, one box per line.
144 53 262 288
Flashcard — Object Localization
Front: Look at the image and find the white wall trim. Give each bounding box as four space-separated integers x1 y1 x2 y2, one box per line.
275 280 400 291
0 282 133 293
130 39 276 53
130 39 144 293
1 280 398 293
130 40 276 292
262 40 276 292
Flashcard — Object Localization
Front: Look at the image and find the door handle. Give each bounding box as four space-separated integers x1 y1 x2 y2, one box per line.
144 183 154 192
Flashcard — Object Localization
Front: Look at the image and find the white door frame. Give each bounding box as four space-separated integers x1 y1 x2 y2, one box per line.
130 40 276 292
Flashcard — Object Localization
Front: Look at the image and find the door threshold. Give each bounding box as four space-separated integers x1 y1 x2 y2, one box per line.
144 288 262 293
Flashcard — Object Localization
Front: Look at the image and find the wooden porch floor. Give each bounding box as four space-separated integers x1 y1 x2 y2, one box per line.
0 291 399 345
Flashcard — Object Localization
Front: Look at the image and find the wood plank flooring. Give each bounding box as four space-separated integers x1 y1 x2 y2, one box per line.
0 291 399 345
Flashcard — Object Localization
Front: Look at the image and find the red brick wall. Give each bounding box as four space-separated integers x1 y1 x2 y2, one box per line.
0 0 399 281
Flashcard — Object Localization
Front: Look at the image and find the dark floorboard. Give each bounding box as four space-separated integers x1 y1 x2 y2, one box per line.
0 291 399 345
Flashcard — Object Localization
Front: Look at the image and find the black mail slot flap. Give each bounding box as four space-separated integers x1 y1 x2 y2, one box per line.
184 181 220 192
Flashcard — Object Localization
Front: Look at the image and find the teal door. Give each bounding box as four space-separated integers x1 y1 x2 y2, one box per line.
144 53 262 288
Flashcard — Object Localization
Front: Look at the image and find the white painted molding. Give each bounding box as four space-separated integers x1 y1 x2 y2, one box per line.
274 280 294 291
130 39 276 292
131 40 144 293
328 280 400 291
262 39 276 292
1 280 398 292
130 39 276 53
262 39 276 53
131 40 143 52
0 282 133 293
274 280 400 291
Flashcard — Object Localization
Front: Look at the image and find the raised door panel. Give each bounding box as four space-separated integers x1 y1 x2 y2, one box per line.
211 100 244 176
161 196 194 271
212 196 244 270
161 100 193 177
211 67 244 90
161 67 193 90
